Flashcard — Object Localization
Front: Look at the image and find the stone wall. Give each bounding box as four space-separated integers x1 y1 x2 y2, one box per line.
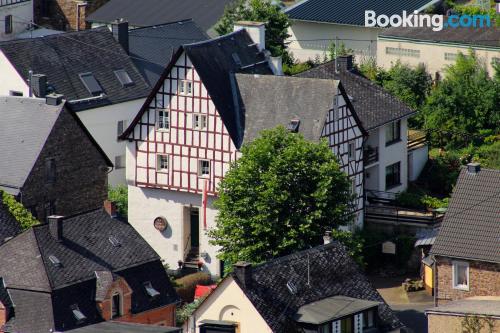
435 256 500 305
33 0 110 31
21 107 109 221
428 313 500 333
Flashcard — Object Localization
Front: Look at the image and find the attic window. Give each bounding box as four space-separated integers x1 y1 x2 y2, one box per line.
71 304 87 324
109 235 121 247
114 69 134 87
143 281 160 298
79 72 103 96
48 255 61 267
287 119 300 133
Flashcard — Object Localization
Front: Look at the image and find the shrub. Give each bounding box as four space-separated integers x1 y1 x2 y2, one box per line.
1 190 39 230
283 61 313 76
108 185 128 218
176 296 206 326
175 272 212 303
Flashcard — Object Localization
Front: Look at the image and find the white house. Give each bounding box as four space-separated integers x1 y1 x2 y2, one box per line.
0 23 151 186
284 0 438 62
0 0 32 41
120 23 367 276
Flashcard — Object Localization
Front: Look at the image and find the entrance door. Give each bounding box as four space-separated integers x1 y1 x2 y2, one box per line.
190 209 199 247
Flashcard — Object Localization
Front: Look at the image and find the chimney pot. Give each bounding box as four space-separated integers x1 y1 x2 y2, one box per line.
31 74 47 98
336 55 354 72
234 21 266 51
323 231 332 245
48 215 64 242
467 162 481 174
112 19 129 54
233 261 252 288
104 200 117 217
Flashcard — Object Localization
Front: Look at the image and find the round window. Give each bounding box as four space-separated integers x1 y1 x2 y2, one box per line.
153 216 168 232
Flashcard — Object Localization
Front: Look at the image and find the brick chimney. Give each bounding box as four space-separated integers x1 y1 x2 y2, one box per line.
48 215 64 242
467 162 481 174
104 200 117 218
31 74 47 98
233 262 252 288
337 55 354 72
112 19 129 54
45 93 64 106
234 21 265 51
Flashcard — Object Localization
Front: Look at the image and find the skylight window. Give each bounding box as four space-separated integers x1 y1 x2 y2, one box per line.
71 304 87 324
109 235 121 247
144 281 160 298
114 69 134 87
79 72 103 96
48 255 61 267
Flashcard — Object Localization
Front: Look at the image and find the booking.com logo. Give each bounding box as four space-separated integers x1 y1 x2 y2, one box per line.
365 10 493 31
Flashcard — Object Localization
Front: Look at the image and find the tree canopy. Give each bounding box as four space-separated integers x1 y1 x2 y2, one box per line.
209 126 354 266
215 0 292 63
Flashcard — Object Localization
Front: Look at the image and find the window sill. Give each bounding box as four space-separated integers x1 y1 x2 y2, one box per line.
156 170 168 174
156 128 170 132
385 139 402 147
385 183 401 191
453 285 469 291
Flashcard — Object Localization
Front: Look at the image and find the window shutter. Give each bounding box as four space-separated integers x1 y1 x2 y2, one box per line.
354 313 363 333
332 320 340 333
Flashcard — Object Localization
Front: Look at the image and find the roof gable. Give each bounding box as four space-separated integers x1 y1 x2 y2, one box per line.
231 242 402 332
286 0 437 25
431 167 500 263
0 28 150 111
295 61 416 130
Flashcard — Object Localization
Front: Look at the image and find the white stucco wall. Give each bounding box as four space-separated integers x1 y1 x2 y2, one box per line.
189 277 272 333
77 98 145 186
287 20 380 62
0 1 33 41
0 50 29 96
408 145 429 182
377 38 500 78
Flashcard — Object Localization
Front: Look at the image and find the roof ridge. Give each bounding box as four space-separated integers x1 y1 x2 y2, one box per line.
0 27 109 46
129 19 194 31
184 29 247 48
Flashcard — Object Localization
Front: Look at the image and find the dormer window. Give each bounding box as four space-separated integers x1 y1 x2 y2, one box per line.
178 80 192 95
144 281 160 298
71 304 87 324
79 72 103 96
287 119 300 133
157 109 170 131
114 69 134 87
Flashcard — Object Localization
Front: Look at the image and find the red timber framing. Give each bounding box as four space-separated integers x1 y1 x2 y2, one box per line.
124 51 238 196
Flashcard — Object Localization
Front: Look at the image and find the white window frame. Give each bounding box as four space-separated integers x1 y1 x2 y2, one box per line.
198 159 210 178
348 141 356 161
178 80 193 95
193 113 207 130
156 154 169 172
452 260 470 291
157 109 170 131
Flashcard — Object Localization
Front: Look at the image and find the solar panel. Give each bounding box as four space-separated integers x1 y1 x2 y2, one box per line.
114 69 134 87
79 72 103 96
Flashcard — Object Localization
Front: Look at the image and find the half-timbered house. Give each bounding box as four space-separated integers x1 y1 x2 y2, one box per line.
120 23 366 276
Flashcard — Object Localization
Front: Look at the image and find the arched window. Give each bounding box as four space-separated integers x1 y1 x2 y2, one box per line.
111 292 122 318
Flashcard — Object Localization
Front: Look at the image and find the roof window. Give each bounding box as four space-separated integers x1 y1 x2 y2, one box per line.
114 69 134 87
144 281 160 298
71 304 87 324
48 255 61 267
108 235 121 247
79 72 103 96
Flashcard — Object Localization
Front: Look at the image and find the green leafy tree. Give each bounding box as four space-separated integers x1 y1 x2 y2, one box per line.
209 126 354 266
330 230 364 266
423 51 499 148
108 185 128 218
327 41 354 61
215 0 292 64
1 190 39 230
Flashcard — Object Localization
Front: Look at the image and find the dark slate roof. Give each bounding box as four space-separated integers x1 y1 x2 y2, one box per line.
67 321 181 333
129 20 208 86
0 97 112 194
235 74 357 144
295 60 416 130
0 200 21 245
380 26 500 49
431 167 500 263
86 0 235 31
0 28 150 111
285 0 437 25
231 242 403 333
121 29 273 146
0 97 62 192
3 289 55 333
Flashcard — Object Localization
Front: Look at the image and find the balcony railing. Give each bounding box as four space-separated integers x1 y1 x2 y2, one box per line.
0 0 30 7
366 205 444 227
408 130 427 150
364 146 379 165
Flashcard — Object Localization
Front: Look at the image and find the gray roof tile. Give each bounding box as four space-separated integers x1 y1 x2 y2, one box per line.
0 201 22 245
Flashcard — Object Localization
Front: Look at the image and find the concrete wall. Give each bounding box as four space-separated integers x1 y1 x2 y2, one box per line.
428 313 500 333
377 38 500 78
0 1 33 41
77 98 145 186
189 277 272 333
435 256 500 305
287 20 380 62
408 145 428 182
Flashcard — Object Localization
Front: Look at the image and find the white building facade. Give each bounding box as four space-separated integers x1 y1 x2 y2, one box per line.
0 0 32 41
